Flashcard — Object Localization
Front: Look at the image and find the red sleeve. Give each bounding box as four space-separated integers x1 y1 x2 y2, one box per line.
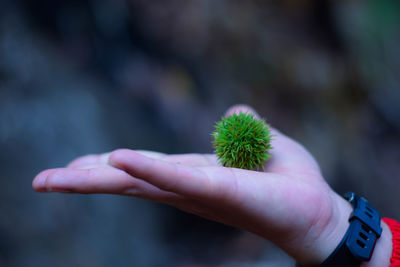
383 217 400 267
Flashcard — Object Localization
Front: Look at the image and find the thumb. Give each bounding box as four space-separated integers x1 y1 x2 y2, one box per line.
224 104 261 119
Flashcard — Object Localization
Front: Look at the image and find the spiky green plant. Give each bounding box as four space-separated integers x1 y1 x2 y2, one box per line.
212 112 273 170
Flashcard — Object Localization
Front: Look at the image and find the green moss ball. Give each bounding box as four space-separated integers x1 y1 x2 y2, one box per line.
212 112 273 170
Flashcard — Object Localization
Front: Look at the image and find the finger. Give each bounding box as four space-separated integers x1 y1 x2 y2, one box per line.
109 149 218 199
224 104 261 119
109 149 287 209
32 165 182 202
224 105 321 178
68 151 219 169
67 150 167 168
265 128 322 178
163 153 219 167
67 153 112 168
32 169 59 191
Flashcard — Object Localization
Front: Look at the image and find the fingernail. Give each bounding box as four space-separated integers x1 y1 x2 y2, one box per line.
33 171 49 190
33 169 58 192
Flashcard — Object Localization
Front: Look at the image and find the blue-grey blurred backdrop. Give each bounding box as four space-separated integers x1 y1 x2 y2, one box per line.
1 1 399 266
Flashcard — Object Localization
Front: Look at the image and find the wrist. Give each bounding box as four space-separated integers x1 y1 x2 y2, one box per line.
316 192 354 264
295 191 353 265
300 192 392 267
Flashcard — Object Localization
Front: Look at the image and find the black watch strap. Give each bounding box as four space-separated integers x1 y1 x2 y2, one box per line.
319 192 382 267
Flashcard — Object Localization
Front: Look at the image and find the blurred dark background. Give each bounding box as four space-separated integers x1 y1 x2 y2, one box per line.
1 0 399 266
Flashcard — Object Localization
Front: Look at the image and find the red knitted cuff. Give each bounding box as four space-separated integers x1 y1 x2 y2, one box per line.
383 217 400 267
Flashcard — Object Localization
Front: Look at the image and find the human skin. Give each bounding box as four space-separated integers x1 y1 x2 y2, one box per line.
32 105 392 266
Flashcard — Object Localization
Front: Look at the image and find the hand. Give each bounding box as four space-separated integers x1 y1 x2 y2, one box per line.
32 105 391 266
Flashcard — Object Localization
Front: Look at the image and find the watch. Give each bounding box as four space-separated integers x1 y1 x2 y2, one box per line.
319 192 382 266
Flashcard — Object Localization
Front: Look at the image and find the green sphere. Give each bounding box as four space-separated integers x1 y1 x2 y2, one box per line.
212 112 273 170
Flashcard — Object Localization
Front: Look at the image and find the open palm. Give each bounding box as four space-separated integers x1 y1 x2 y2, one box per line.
32 105 351 265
